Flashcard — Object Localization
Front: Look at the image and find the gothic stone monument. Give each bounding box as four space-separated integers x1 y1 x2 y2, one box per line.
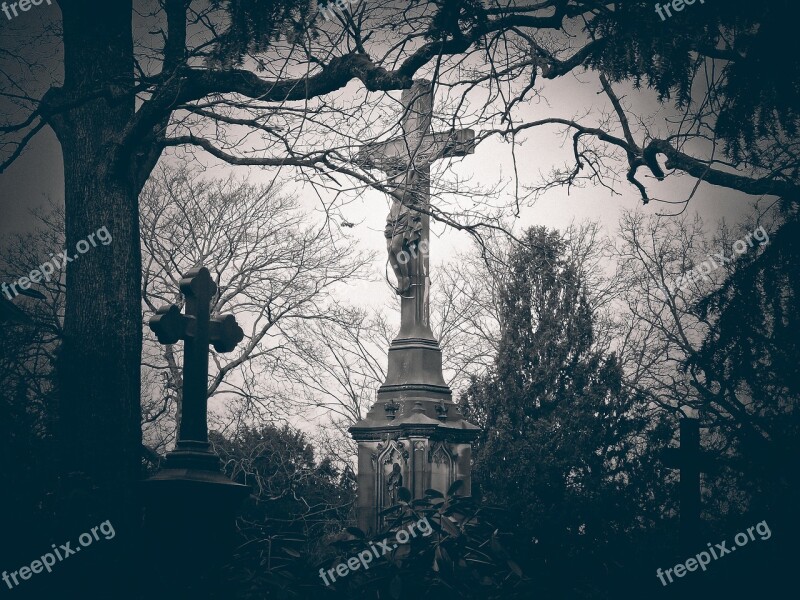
350 80 480 534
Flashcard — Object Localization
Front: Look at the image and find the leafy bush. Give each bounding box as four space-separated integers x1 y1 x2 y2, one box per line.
319 480 534 599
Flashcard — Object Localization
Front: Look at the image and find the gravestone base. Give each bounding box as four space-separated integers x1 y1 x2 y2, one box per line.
141 471 249 598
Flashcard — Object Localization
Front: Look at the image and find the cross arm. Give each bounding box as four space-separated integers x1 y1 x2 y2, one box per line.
432 129 476 158
149 304 193 345
209 314 244 353
355 129 476 174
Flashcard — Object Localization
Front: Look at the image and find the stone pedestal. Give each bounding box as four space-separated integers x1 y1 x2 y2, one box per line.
143 265 249 597
349 331 479 534
141 468 249 598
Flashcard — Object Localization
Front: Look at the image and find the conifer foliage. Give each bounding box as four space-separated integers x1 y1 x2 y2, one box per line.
460 227 657 594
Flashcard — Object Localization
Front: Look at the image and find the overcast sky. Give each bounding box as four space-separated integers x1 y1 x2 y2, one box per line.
0 70 758 320
0 0 758 317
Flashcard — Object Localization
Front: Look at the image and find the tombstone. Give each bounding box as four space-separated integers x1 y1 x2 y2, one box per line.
663 417 713 552
141 266 249 597
350 80 480 533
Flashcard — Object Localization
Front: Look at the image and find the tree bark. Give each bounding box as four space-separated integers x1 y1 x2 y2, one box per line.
46 2 142 587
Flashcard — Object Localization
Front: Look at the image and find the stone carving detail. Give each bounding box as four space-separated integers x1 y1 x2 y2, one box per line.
435 399 449 420
384 399 400 420
429 441 454 465
374 440 410 511
427 441 456 493
386 463 403 503
385 170 424 295
371 438 409 467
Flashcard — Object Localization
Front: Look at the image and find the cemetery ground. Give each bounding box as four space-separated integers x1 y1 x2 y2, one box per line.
1 1 799 599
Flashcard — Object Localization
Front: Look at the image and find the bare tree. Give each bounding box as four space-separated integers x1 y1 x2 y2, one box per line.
612 204 784 447
139 164 373 455
262 303 389 466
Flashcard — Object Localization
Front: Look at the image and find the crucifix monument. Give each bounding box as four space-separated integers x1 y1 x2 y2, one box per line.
356 80 475 338
350 80 480 533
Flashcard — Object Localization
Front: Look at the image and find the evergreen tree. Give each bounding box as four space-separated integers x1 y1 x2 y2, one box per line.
460 227 666 598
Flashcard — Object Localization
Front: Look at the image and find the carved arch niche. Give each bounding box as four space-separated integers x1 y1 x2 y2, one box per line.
373 439 409 512
428 441 455 494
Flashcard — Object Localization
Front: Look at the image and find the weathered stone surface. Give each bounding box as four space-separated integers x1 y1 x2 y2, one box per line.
148 265 245 473
351 82 479 533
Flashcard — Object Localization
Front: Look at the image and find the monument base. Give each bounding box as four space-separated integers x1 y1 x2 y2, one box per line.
141 470 249 598
350 334 479 534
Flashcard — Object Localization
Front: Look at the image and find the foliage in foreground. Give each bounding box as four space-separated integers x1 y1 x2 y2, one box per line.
223 476 532 599
319 481 534 600
214 424 355 598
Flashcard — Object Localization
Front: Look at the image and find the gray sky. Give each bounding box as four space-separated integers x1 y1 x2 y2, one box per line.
0 69 757 316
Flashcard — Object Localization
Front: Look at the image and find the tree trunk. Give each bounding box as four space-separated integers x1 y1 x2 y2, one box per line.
47 1 142 590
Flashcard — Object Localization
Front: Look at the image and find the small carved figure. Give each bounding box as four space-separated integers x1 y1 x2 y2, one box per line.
386 463 403 503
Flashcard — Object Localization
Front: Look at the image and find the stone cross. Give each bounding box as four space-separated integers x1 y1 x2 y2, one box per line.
356 80 475 340
149 265 244 471
663 418 713 550
349 82 480 533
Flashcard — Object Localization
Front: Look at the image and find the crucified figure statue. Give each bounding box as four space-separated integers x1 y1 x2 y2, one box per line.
356 79 474 337
385 168 424 294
